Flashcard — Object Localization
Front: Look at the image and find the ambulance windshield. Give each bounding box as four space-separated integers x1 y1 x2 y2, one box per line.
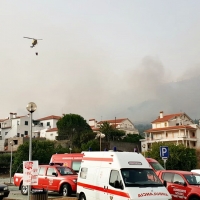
121 168 163 187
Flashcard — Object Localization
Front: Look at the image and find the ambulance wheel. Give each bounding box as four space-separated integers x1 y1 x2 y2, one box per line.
62 184 71 196
80 193 86 200
20 184 28 195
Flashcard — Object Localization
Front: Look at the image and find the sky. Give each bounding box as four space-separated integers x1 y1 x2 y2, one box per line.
1 0 200 124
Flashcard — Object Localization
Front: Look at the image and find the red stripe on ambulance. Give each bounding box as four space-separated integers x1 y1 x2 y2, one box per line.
82 157 113 162
77 182 130 198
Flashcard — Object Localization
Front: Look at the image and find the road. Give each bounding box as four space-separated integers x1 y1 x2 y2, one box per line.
0 176 77 200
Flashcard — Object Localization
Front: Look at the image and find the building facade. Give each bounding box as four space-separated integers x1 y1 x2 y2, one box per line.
141 111 200 152
89 118 139 135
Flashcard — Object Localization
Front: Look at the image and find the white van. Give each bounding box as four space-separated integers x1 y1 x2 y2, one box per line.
76 151 171 200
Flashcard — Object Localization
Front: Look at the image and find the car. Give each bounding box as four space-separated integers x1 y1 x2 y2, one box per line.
0 183 10 200
191 169 200 174
14 164 77 197
157 170 200 200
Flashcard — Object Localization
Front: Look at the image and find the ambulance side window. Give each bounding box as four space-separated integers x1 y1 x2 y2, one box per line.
109 170 122 189
80 167 88 179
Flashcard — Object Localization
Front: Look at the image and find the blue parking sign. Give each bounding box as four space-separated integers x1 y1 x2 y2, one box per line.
160 146 169 159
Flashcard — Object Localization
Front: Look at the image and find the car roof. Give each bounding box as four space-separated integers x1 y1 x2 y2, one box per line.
146 158 158 162
159 170 199 175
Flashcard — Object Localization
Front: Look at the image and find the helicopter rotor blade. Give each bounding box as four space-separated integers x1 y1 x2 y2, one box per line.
23 37 34 39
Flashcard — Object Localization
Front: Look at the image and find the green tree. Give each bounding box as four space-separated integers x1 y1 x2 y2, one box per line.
122 133 144 143
12 140 69 174
99 122 125 141
146 142 197 171
57 113 93 148
81 139 100 151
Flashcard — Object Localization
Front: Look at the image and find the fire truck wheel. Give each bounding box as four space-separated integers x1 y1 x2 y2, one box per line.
80 193 86 200
21 184 28 195
62 184 71 196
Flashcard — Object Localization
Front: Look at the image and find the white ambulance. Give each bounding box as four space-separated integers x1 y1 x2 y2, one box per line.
76 151 171 200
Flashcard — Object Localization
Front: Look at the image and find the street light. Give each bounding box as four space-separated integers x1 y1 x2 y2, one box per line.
9 141 13 184
26 102 37 200
99 132 105 151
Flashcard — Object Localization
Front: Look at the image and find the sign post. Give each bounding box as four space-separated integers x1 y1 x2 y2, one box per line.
23 160 39 186
160 146 169 169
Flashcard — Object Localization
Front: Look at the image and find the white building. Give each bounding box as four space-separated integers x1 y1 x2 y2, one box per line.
0 114 61 151
89 118 139 135
141 111 200 152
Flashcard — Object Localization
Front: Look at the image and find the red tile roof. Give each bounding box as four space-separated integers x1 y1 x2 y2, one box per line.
0 119 8 122
97 118 127 124
46 128 58 132
145 125 196 133
36 115 61 121
152 113 184 123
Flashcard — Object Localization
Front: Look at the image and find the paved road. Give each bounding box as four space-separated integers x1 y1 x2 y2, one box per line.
0 177 76 200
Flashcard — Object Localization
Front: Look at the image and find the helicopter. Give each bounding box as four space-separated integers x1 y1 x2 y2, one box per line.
23 37 43 48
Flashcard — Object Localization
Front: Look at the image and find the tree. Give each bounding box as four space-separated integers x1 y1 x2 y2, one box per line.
146 142 197 171
99 122 125 141
57 113 93 148
12 140 70 174
81 139 100 151
122 134 144 143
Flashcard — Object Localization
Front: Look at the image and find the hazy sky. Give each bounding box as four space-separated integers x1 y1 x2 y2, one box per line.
1 1 200 123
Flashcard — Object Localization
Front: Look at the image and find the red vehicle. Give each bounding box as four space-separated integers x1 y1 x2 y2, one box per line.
157 170 200 200
14 164 77 197
50 153 164 173
146 157 165 172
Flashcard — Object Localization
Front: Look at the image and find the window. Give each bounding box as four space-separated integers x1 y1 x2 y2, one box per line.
38 167 46 175
17 133 20 137
47 167 56 176
162 172 174 182
173 174 184 184
166 132 168 137
25 121 28 125
192 132 195 137
21 134 24 137
80 167 88 179
5 132 8 135
25 131 28 135
17 121 20 125
47 122 50 126
109 170 122 188
72 161 82 172
13 140 18 145
165 122 167 127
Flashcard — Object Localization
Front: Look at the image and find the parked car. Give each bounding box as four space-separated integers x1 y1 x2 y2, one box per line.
13 164 77 197
0 183 10 200
157 170 200 200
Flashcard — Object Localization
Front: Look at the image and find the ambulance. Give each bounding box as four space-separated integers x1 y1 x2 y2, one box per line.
50 153 164 173
76 151 172 200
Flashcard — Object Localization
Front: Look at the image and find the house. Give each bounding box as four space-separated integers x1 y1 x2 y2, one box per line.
0 114 61 152
89 118 139 135
140 111 200 152
33 115 61 138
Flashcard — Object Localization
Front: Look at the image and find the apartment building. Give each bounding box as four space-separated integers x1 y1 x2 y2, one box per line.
141 111 200 152
1 114 61 151
89 118 139 135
